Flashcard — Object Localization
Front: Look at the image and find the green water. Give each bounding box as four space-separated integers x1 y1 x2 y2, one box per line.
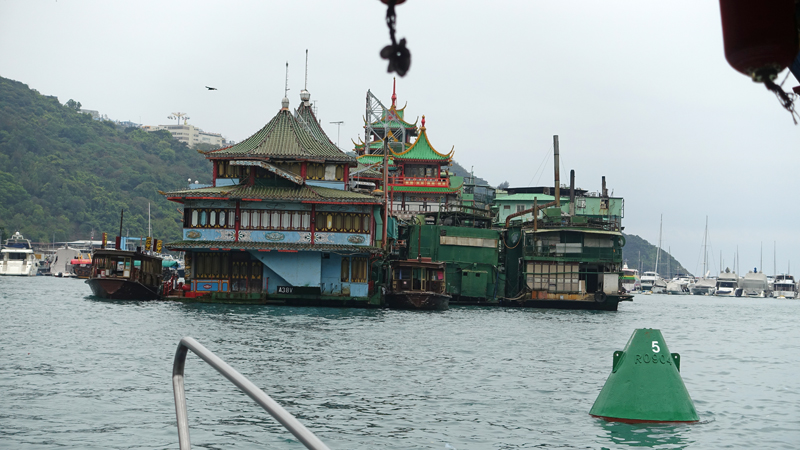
1 277 798 449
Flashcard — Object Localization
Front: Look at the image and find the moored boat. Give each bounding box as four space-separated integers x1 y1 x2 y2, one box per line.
621 264 641 293
740 271 769 297
640 271 665 293
0 232 39 277
690 277 716 295
714 269 739 296
772 274 796 298
386 259 450 310
85 248 164 300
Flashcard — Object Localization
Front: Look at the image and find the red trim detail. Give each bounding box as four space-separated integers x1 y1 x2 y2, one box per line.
310 204 316 245
343 165 349 189
185 196 227 200
242 198 261 201
221 248 231 251
302 201 381 205
258 249 270 252
278 250 298 253
212 161 218 186
301 162 307 180
234 201 240 243
209 248 219 250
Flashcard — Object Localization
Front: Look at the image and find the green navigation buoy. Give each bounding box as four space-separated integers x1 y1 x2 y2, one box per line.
590 328 699 423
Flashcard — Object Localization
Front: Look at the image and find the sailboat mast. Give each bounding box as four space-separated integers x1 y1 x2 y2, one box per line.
654 214 662 274
703 216 708 277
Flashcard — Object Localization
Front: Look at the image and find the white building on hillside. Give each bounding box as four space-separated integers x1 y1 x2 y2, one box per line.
143 123 227 148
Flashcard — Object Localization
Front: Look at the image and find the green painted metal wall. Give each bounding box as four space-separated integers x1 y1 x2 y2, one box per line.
405 225 501 302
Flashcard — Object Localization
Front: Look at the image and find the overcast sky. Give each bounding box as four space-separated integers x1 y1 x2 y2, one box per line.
1 0 798 276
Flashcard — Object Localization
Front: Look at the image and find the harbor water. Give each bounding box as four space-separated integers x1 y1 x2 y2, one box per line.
1 277 798 449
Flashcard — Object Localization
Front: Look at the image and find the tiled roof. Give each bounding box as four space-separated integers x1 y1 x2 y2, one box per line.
370 105 418 130
390 126 453 161
357 154 395 166
162 183 381 203
351 161 383 179
167 240 382 253
206 106 355 163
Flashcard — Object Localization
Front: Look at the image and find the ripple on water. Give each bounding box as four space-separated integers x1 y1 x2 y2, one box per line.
1 280 800 448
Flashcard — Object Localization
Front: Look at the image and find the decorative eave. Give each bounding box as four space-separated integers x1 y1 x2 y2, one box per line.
388 117 454 161
160 184 381 205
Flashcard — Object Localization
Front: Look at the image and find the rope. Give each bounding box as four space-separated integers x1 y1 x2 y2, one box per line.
380 0 411 77
763 76 799 125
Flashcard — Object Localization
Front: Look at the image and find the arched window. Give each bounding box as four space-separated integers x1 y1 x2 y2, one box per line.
191 210 199 227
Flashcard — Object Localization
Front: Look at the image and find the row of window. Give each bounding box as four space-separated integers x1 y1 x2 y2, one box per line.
215 160 346 181
185 208 373 233
341 257 369 283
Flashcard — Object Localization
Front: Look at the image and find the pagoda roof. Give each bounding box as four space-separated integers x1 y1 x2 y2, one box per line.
161 183 380 204
369 104 418 130
356 154 395 167
389 123 453 161
204 104 355 164
351 160 384 179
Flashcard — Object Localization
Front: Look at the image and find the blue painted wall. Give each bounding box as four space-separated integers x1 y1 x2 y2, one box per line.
320 253 343 294
250 251 321 288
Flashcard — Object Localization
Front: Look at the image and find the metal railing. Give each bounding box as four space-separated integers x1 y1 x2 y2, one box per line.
172 337 331 450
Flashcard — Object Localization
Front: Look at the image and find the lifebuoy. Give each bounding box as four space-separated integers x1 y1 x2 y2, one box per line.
594 291 607 303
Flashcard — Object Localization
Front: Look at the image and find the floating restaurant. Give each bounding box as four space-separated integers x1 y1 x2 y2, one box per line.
161 89 384 306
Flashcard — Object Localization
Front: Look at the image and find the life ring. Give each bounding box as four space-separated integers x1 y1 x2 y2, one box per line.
594 291 607 303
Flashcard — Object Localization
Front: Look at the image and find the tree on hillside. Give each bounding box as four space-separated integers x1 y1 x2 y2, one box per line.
65 99 82 111
497 181 510 189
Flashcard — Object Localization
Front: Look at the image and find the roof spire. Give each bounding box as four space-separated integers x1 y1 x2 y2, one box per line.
281 62 290 110
391 77 397 107
421 114 426 129
300 50 311 105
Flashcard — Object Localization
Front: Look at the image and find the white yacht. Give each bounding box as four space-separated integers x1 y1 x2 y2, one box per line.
772 274 796 299
714 270 739 296
621 264 641 293
0 232 39 276
740 271 769 297
640 271 666 293
690 277 716 295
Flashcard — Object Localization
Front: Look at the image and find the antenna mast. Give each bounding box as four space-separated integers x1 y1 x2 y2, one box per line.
284 62 289 98
304 49 309 90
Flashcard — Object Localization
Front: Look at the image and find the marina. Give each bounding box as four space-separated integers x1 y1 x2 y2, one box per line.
1 277 798 449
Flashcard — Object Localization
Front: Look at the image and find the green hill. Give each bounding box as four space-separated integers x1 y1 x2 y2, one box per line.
622 233 691 277
0 76 211 244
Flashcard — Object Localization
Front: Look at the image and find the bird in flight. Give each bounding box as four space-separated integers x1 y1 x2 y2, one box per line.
205 86 217 90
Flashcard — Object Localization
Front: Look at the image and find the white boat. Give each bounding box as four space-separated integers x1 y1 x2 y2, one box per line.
50 246 83 277
666 277 691 295
0 232 39 276
772 274 796 299
641 271 666 293
740 271 769 297
714 269 739 296
690 277 716 295
621 264 641 292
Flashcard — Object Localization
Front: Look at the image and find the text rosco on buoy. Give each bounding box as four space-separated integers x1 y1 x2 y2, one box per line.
590 328 699 423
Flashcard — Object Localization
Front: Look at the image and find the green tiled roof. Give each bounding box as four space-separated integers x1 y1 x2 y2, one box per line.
351 162 383 179
390 127 453 161
207 107 355 163
167 240 381 253
162 184 380 203
370 106 417 130
357 154 395 166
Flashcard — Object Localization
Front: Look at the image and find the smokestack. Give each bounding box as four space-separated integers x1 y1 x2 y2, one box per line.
554 135 560 208
569 169 575 216
602 176 608 198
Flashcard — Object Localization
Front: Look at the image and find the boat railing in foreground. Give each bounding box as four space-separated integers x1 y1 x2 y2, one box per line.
172 336 331 450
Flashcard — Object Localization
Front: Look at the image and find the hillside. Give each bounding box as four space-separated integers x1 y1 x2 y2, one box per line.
622 233 691 277
0 76 211 244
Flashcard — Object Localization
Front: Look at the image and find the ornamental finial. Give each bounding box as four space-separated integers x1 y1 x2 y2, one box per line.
421 115 425 128
391 77 397 107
